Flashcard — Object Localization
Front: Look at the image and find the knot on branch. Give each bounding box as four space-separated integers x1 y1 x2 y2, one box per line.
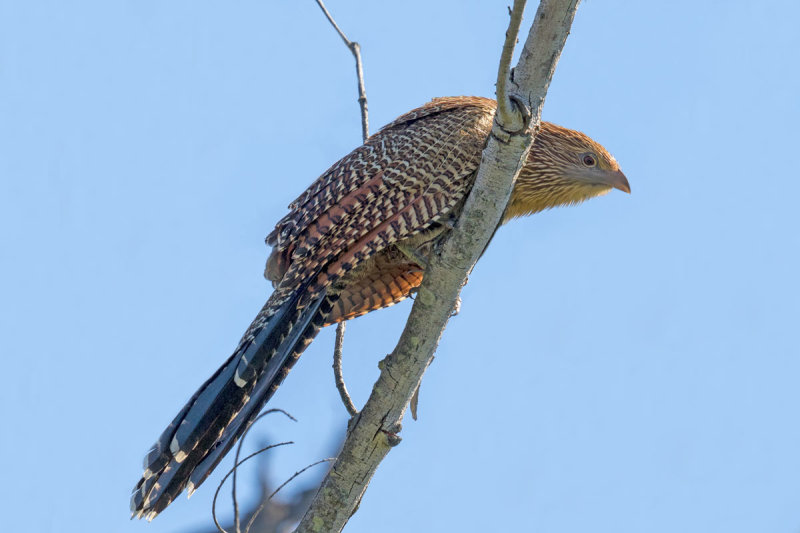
494 94 532 141
380 423 403 447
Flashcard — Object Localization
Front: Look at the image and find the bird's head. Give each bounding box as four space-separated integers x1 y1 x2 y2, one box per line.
504 122 630 221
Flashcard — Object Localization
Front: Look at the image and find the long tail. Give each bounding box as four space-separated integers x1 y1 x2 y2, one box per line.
131 288 335 520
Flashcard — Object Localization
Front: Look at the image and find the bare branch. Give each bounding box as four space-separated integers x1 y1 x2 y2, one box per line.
244 459 335 533
313 0 352 48
496 0 528 132
230 409 296 533
512 0 581 127
244 457 336 533
315 0 370 141
315 0 370 418
333 321 358 417
268 458 335 502
295 1 581 531
351 42 369 142
212 441 294 533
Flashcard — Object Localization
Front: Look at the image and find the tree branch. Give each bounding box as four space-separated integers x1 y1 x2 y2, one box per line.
333 320 357 417
212 441 294 533
245 458 335 533
295 1 580 531
229 409 296 533
314 0 369 141
314 0 370 418
496 0 529 133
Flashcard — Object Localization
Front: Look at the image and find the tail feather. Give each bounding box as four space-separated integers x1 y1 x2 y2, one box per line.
132 350 244 516
131 289 332 520
188 294 334 491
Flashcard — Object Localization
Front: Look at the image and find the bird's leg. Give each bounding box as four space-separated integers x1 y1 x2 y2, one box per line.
396 235 464 314
394 242 429 269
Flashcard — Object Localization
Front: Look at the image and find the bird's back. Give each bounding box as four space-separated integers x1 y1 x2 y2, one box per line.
264 96 497 306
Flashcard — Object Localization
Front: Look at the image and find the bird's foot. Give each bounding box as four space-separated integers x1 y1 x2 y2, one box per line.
395 243 429 269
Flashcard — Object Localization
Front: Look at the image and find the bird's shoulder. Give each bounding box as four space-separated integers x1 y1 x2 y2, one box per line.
266 96 496 251
377 95 497 133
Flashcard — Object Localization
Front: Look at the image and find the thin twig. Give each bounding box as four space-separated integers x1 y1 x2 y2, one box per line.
496 0 528 132
352 41 369 141
212 441 294 533
315 0 370 141
244 458 335 533
313 0 351 47
333 322 358 416
230 409 297 533
315 0 370 417
268 458 335 501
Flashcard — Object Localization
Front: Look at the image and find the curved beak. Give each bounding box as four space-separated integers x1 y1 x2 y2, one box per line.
605 169 631 194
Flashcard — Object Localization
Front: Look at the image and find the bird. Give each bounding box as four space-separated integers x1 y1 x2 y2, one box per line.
131 96 630 520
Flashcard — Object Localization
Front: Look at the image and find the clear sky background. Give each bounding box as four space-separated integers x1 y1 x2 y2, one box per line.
2 1 799 532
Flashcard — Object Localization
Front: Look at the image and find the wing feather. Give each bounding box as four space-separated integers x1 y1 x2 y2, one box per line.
265 97 496 310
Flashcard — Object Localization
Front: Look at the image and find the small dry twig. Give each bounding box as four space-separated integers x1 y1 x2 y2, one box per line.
495 0 530 134
314 0 369 141
230 409 296 533
212 441 294 533
315 0 371 418
333 321 358 417
244 458 335 533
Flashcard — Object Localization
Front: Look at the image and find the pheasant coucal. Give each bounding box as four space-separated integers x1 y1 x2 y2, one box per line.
131 96 630 519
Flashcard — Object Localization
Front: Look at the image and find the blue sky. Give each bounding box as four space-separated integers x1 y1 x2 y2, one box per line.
2 1 799 532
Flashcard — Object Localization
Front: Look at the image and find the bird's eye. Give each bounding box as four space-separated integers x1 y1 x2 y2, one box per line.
582 154 597 167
